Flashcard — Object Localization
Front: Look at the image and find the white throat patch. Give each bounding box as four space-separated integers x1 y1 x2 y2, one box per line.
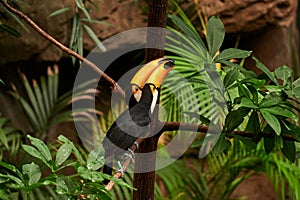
150 89 158 113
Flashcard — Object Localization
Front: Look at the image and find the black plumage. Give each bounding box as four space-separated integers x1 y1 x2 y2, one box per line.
102 84 156 175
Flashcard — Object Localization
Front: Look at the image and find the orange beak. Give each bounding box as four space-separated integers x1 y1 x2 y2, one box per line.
130 58 174 87
145 58 174 88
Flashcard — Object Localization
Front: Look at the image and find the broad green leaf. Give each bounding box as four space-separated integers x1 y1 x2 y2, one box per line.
22 145 44 161
48 7 70 17
206 16 225 57
259 92 283 108
237 82 251 99
55 143 73 168
281 140 295 163
240 78 266 88
224 68 239 88
260 110 281 135
264 138 275 154
215 48 252 62
253 57 279 85
292 78 300 97
262 106 297 120
22 162 41 185
58 135 85 165
240 97 258 109
213 134 231 155
224 108 249 131
245 111 260 134
77 166 105 182
87 148 105 171
274 65 293 85
220 60 256 78
27 135 52 163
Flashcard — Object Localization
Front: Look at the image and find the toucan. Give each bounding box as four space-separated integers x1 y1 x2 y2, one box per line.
102 57 175 176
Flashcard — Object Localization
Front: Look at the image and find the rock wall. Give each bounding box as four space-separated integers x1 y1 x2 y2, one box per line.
0 0 147 65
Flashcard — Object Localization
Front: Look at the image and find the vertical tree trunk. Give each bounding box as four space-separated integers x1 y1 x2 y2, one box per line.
132 0 168 200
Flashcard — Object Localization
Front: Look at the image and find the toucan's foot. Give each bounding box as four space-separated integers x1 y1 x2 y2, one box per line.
117 161 124 177
133 141 139 150
123 148 135 162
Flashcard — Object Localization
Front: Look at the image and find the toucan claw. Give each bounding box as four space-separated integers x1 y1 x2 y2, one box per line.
117 161 124 177
133 141 139 150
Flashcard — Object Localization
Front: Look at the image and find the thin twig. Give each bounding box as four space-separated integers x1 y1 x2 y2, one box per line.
0 0 124 96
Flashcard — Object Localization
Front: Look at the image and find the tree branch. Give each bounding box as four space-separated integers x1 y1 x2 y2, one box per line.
0 0 124 96
161 121 297 141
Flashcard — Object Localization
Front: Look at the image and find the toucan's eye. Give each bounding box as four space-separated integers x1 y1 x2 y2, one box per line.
132 86 140 93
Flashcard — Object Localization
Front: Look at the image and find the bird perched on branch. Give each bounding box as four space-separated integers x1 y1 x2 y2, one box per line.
102 57 174 176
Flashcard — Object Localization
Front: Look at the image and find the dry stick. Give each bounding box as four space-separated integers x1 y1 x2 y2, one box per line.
0 0 124 96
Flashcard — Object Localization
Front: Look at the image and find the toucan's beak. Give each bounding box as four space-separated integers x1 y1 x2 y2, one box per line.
145 58 175 88
130 57 169 88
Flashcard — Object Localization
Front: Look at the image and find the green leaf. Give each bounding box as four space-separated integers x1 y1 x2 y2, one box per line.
75 0 91 21
225 108 249 131
22 162 41 185
253 57 279 85
261 106 297 120
281 140 295 163
48 7 70 17
237 82 251 99
206 16 225 57
264 138 275 154
0 127 9 150
213 134 231 155
0 24 21 37
83 25 106 51
55 143 73 168
259 92 283 108
87 148 105 171
27 135 52 163
58 135 85 165
22 144 44 161
215 48 251 62
274 65 293 85
77 166 105 182
245 111 260 134
240 97 258 109
260 110 281 135
0 161 21 175
292 78 300 97
224 68 239 88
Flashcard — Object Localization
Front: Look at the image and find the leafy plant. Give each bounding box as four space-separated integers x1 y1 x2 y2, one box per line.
0 113 21 162
49 0 107 64
162 3 300 199
0 135 133 199
9 65 98 139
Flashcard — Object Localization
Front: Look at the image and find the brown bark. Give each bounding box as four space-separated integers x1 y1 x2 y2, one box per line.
132 0 168 200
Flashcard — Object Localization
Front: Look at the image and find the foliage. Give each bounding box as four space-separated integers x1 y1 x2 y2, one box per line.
162 3 300 199
0 113 21 162
9 65 98 139
0 135 133 199
49 0 107 64
0 0 28 37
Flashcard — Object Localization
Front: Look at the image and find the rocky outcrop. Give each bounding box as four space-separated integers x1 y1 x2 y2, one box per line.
0 0 147 65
